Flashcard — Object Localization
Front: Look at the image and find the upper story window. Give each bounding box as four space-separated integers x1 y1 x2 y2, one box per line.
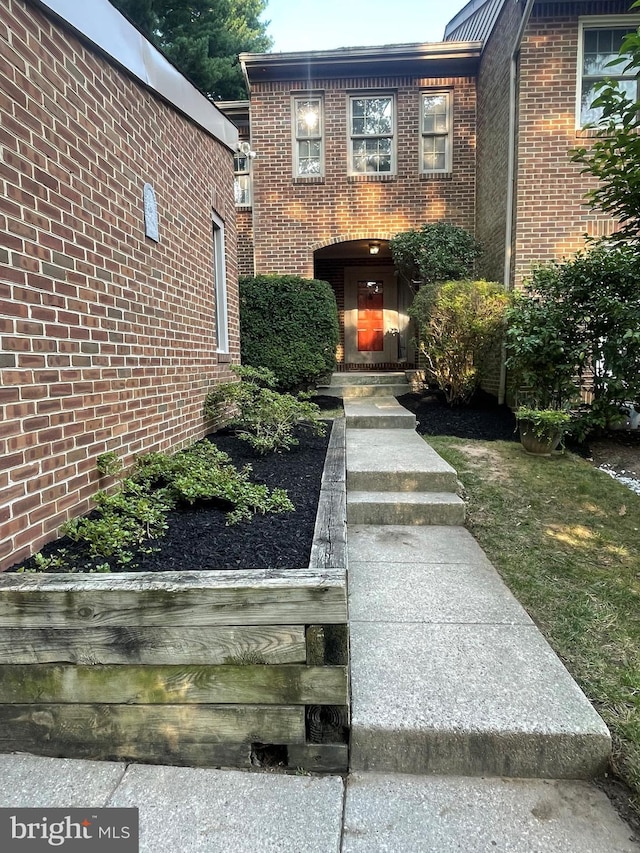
234 145 252 206
421 92 452 174
293 96 323 176
349 95 394 175
578 17 640 127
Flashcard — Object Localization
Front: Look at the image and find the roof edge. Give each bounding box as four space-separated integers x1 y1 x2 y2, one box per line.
27 0 238 151
241 41 483 66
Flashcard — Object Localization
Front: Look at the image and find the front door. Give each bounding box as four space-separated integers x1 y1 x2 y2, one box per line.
345 267 398 365
357 280 384 352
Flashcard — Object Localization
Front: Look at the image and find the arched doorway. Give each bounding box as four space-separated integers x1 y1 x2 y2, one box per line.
314 239 415 371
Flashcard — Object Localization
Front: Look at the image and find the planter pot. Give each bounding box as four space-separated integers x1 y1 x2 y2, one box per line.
518 419 564 456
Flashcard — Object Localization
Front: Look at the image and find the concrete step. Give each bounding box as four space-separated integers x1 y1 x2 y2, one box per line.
327 383 410 399
327 372 408 387
344 397 416 429
347 429 459 492
347 525 612 780
347 491 465 525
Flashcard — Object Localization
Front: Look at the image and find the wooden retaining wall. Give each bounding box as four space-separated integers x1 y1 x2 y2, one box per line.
0 420 348 773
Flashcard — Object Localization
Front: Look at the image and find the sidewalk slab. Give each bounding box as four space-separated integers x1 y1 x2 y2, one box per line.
349 621 611 778
344 397 416 429
109 764 344 853
348 524 491 565
0 753 126 807
343 773 639 852
347 491 465 525
348 560 533 625
347 429 458 492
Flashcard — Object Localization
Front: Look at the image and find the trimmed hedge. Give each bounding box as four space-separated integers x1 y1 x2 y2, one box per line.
239 275 339 391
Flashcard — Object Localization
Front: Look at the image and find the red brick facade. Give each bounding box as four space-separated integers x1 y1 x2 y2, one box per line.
0 0 239 570
246 75 477 277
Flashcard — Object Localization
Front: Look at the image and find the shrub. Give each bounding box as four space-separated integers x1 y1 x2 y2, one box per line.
408 280 510 405
390 221 482 286
239 275 339 390
505 243 640 435
204 365 326 454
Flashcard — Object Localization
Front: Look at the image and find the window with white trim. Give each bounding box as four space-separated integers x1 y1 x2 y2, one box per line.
233 150 251 206
349 95 394 175
578 17 640 127
293 96 323 176
212 211 228 353
421 92 452 173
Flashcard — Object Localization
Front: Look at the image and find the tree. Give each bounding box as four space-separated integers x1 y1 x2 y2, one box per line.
111 0 272 100
572 4 640 243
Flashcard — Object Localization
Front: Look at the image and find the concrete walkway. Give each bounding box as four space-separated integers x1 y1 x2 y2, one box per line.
0 385 638 851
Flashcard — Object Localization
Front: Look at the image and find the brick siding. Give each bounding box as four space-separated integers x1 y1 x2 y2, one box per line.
242 74 477 276
0 0 239 570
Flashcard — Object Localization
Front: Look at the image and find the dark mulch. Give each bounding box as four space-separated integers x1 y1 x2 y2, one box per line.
10 421 333 574
397 390 518 442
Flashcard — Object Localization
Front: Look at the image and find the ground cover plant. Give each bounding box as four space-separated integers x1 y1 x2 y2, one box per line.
10 417 334 574
401 391 640 822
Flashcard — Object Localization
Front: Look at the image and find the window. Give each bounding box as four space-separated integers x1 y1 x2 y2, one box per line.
233 145 252 206
349 95 394 175
578 18 640 127
293 96 323 176
421 92 452 173
212 211 228 353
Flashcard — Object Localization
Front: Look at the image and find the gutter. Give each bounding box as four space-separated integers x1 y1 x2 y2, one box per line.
499 0 536 404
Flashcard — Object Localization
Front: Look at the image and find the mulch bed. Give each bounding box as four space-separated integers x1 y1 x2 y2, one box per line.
398 390 519 442
9 418 334 574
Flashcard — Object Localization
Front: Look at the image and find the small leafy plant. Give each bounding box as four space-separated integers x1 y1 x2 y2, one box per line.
204 365 327 454
25 437 295 573
515 407 572 440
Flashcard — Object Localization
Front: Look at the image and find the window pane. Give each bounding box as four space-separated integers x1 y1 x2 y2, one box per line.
581 77 637 125
234 175 250 205
296 99 321 138
297 139 321 175
423 95 449 133
422 135 447 171
583 28 633 76
352 138 391 173
351 97 392 135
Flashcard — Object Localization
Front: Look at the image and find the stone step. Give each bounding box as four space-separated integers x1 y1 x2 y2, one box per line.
327 372 408 387
347 491 465 525
344 398 416 430
347 429 458 492
324 383 410 399
347 525 612 780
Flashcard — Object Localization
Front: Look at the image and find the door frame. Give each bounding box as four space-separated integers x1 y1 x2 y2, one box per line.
344 266 398 365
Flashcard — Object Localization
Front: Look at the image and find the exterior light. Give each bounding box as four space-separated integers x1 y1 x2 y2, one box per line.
369 242 380 255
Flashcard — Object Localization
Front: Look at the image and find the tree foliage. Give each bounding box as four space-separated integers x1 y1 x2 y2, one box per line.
111 0 272 100
572 4 640 243
409 280 510 405
390 222 482 286
505 243 640 435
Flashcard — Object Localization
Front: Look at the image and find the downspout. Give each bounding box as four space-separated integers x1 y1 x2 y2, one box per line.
499 0 536 404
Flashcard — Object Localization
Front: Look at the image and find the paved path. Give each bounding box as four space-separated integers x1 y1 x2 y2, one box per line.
0 389 638 851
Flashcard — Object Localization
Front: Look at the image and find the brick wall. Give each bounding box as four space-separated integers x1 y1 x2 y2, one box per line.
244 74 477 276
513 10 623 288
0 0 239 571
474 0 523 284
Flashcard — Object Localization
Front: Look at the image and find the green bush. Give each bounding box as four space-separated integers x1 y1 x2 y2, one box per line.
239 275 339 391
204 365 326 454
505 243 640 436
390 221 482 286
409 280 510 405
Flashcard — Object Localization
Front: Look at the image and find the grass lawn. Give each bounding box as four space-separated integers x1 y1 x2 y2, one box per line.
427 435 640 810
